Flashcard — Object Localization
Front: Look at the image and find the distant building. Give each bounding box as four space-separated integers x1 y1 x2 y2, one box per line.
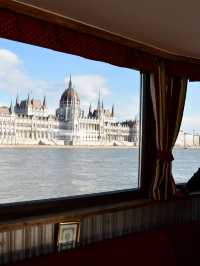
0 77 139 146
175 130 200 148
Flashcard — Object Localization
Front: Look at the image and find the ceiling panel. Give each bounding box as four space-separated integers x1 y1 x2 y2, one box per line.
16 0 200 59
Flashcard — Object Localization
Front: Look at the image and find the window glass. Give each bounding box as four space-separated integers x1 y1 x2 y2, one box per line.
173 82 200 184
0 38 140 203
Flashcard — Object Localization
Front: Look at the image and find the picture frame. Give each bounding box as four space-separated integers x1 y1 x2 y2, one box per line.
57 221 80 251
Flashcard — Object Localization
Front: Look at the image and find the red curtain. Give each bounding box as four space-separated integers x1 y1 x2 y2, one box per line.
1 7 200 79
0 8 156 73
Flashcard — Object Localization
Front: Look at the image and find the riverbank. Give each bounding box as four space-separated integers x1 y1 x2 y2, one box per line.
0 144 138 149
0 145 199 149
174 146 200 149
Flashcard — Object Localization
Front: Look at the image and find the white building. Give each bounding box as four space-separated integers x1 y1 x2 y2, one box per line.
175 130 200 148
0 77 139 146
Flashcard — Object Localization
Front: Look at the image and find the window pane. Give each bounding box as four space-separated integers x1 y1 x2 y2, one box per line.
0 38 140 203
173 82 200 184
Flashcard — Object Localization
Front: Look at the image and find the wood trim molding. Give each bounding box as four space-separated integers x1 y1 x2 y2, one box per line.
1 0 200 66
0 198 152 232
0 192 188 232
0 189 144 228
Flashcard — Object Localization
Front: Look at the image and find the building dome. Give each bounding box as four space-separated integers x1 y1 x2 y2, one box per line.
60 76 80 104
60 88 80 103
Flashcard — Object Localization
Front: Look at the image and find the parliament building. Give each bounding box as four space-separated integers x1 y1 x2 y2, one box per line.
0 77 139 146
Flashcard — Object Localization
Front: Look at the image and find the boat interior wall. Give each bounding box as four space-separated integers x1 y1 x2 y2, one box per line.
11 0 200 61
0 196 198 264
1 1 200 264
5 222 200 266
1 1 200 80
0 5 156 74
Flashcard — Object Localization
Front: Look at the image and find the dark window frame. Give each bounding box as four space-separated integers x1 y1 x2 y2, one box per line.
0 71 187 226
0 69 147 221
0 189 143 222
0 69 147 217
0 72 187 221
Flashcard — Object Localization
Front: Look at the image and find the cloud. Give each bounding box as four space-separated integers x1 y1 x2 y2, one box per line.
0 48 110 114
0 48 138 121
64 75 110 109
115 96 139 121
181 116 200 133
0 49 20 65
0 48 49 96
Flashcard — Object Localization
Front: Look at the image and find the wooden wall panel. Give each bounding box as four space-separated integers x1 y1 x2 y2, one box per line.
0 224 54 264
0 197 198 264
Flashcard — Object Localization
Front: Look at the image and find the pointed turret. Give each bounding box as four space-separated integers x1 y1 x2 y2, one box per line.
101 100 104 110
97 89 101 110
88 103 93 118
15 95 19 107
43 96 47 108
9 100 14 113
68 75 72 89
27 93 31 105
111 104 114 117
89 103 92 113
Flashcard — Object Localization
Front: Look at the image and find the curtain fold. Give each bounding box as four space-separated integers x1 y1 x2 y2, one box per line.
150 63 188 200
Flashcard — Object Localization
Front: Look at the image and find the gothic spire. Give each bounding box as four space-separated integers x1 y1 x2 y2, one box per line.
68 75 72 89
43 96 47 108
15 95 19 106
111 104 114 117
9 100 14 113
89 103 92 113
101 100 104 110
27 93 31 105
88 103 93 118
97 89 101 110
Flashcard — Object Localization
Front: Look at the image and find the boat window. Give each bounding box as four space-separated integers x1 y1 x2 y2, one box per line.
0 37 141 203
173 81 200 184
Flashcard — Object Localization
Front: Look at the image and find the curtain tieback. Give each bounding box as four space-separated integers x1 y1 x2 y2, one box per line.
156 150 174 162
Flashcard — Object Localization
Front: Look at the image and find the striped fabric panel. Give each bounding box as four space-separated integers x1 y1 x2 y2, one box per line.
80 198 196 245
150 65 188 200
0 197 199 264
0 224 54 264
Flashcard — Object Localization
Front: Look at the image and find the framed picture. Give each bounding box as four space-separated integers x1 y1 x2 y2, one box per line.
57 221 80 251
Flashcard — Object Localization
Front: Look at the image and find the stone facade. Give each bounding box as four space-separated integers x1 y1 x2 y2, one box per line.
0 77 139 146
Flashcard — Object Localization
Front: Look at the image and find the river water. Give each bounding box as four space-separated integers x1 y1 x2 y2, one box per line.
0 147 199 203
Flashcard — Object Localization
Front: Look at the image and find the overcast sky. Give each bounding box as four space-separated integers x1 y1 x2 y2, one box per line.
0 38 199 132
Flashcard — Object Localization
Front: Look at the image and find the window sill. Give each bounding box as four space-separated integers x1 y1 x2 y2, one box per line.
0 184 194 232
0 189 149 230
